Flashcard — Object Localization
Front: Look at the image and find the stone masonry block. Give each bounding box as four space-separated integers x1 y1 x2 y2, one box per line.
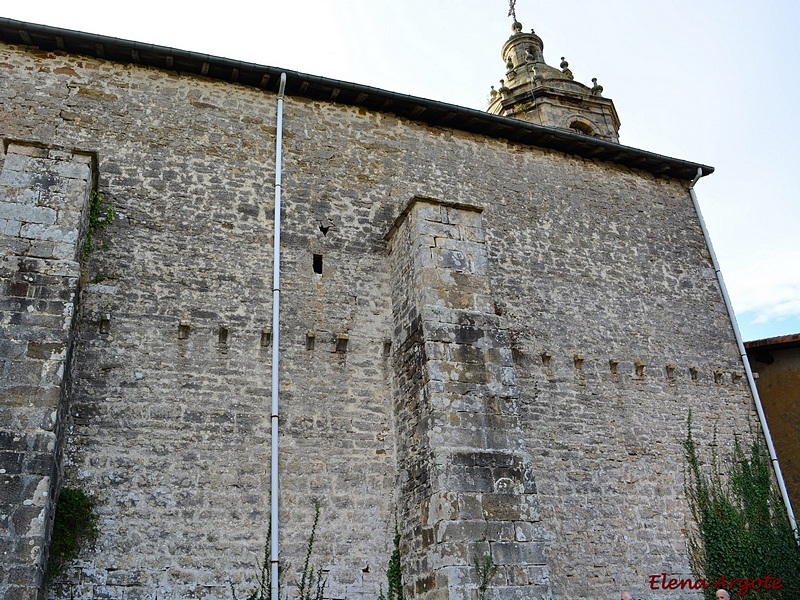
0 218 23 237
0 338 27 359
486 521 517 542
0 163 33 185
19 223 79 244
52 242 77 260
0 474 25 508
456 493 484 520
434 237 485 258
457 223 486 242
0 204 56 226
435 520 490 544
411 202 444 223
5 362 42 388
50 159 92 181
26 243 57 259
450 272 491 295
491 541 546 566
413 219 458 241
0 431 26 451
493 584 550 600
438 247 468 271
445 465 494 493
5 144 49 159
447 343 485 365
25 341 66 360
0 236 31 256
482 493 525 520
1 188 39 206
433 564 473 589
444 205 483 227
0 451 25 474
514 522 545 542
11 505 44 537
4 585 38 600
24 451 55 476
8 564 40 585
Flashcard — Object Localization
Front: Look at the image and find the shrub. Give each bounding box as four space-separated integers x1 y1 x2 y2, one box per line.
46 487 98 584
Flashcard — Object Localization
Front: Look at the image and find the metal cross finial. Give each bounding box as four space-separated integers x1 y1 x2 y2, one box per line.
508 0 517 22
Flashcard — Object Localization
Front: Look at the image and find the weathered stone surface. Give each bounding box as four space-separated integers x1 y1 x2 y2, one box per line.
1 142 91 599
0 36 760 600
388 199 550 599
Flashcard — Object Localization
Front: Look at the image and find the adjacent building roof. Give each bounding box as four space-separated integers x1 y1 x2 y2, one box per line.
0 17 714 181
745 333 800 352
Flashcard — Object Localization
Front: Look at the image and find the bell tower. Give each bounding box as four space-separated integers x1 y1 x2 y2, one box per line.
488 20 621 142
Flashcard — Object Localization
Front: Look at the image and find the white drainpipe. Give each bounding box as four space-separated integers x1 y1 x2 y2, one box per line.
271 72 287 600
689 167 798 537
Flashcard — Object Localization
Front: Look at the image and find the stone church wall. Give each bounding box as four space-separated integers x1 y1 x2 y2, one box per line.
0 39 757 600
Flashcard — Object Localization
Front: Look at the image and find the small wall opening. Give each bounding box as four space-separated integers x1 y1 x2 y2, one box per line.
335 333 349 353
313 254 323 274
261 327 272 348
306 331 315 351
218 325 229 346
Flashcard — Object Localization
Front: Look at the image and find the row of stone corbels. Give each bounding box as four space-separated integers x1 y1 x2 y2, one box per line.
537 350 746 385
89 314 362 354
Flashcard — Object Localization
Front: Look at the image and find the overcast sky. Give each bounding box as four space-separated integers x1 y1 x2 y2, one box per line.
5 0 799 342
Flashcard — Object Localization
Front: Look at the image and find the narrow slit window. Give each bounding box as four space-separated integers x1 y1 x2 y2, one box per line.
313 254 323 274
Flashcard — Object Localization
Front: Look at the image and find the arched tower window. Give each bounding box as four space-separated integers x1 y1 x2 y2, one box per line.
569 120 595 135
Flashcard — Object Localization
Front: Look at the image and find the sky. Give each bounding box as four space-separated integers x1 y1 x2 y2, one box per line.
4 0 799 342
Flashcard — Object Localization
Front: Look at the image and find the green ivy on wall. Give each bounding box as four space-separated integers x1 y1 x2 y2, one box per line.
684 412 800 598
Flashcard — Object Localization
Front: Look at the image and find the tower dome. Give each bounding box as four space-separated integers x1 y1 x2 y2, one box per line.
487 21 621 142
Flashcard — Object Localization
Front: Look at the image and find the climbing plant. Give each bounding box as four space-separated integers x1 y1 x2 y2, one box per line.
82 189 114 261
297 504 326 600
232 504 326 600
684 412 800 598
474 552 499 600
378 527 404 600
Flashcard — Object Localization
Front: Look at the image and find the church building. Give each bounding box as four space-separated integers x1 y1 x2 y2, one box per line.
0 12 772 600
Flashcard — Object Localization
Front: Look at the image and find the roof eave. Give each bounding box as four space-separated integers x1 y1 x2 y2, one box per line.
0 17 714 181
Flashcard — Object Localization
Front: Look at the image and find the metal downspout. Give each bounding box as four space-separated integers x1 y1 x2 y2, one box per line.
271 72 287 600
688 167 798 537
